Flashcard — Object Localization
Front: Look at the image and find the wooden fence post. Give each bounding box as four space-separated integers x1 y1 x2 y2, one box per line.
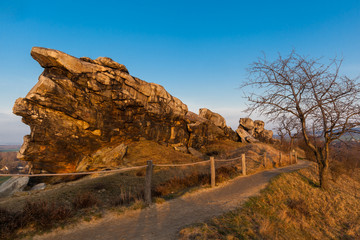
210 157 215 188
289 152 292 164
145 160 153 205
295 151 298 163
241 154 246 176
279 152 282 166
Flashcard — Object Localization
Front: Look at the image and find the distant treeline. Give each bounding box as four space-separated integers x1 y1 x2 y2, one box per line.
0 145 21 152
0 151 27 173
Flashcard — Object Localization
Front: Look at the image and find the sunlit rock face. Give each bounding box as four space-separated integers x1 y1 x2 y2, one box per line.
13 47 238 173
13 47 190 173
236 118 274 143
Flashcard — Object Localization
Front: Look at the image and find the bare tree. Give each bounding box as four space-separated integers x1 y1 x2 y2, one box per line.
276 115 300 150
244 51 360 189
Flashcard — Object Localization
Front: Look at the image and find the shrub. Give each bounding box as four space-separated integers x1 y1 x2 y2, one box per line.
0 201 74 239
23 201 73 229
72 192 98 210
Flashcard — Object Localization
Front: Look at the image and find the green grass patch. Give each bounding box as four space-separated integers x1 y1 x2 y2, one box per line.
0 176 10 185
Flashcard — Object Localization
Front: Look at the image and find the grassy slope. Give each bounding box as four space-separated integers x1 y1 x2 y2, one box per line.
179 165 360 240
0 140 295 239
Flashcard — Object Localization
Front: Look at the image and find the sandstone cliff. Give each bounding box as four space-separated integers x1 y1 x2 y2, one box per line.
13 47 237 173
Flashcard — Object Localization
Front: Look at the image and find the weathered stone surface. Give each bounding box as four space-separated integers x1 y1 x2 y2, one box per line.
76 143 128 171
186 120 226 149
239 118 254 134
80 57 129 73
199 108 226 128
236 118 273 143
31 183 46 191
13 47 239 173
262 129 273 140
188 147 204 158
254 120 265 134
14 47 190 173
236 127 258 143
185 110 238 149
172 143 188 153
0 177 29 198
185 111 207 124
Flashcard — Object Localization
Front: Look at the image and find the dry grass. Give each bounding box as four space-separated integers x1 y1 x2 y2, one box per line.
124 140 204 165
0 140 294 239
200 140 247 158
0 201 74 239
179 165 360 240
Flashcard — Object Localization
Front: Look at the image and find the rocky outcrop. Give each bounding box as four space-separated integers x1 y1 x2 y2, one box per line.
199 108 226 128
236 118 273 143
31 183 46 191
236 127 258 143
13 47 238 173
0 177 29 198
186 110 238 149
76 143 128 171
239 118 255 134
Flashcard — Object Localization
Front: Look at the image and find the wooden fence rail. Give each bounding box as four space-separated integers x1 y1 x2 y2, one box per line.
0 150 299 205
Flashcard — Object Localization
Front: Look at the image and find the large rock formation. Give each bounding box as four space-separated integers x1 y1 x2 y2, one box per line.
13 47 237 173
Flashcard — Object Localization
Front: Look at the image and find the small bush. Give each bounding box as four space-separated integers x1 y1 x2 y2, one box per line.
0 208 22 240
72 192 98 210
0 201 74 240
23 201 73 228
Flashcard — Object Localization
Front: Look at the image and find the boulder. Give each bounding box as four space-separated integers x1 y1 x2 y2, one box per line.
185 110 238 148
31 183 46 191
186 121 226 149
0 177 29 198
199 108 226 128
188 147 204 158
236 127 258 143
172 143 188 153
239 118 254 134
236 117 274 143
254 120 265 134
262 129 273 140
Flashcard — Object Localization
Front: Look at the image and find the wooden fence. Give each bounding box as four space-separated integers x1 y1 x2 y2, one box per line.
0 151 298 205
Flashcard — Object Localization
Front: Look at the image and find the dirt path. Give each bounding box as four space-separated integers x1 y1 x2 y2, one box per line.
34 160 311 240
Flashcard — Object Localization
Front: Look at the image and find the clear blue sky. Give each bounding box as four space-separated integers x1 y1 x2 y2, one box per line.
0 0 359 144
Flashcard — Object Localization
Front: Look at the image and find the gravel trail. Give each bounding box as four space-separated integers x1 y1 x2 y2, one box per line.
34 160 311 240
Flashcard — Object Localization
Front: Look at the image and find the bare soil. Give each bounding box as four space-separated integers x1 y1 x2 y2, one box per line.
33 160 311 240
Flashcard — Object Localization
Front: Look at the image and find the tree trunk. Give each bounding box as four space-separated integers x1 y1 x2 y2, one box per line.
290 137 294 150
319 161 330 190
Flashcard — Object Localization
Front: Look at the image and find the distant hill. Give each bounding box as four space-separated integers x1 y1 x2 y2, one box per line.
339 128 360 141
0 145 21 152
273 128 360 142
